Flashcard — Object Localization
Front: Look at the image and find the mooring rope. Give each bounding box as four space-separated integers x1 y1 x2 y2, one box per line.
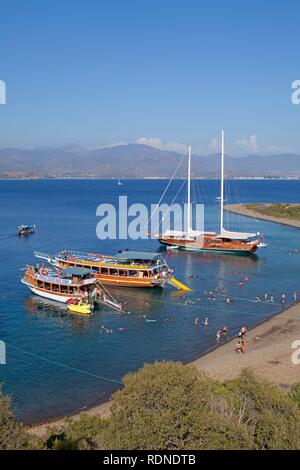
6 343 123 385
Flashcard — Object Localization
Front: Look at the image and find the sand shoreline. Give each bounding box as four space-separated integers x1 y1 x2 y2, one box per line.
29 204 300 433
224 203 300 229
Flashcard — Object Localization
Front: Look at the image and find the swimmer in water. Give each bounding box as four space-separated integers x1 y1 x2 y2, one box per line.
194 317 200 326
204 317 209 326
226 296 231 305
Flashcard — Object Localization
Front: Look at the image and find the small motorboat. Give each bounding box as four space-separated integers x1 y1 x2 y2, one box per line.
67 299 93 315
18 224 35 236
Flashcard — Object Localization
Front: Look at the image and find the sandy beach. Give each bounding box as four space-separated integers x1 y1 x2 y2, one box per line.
225 203 300 228
193 303 300 386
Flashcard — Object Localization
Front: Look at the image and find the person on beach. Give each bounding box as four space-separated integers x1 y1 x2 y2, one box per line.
216 330 222 343
235 341 242 354
241 340 246 354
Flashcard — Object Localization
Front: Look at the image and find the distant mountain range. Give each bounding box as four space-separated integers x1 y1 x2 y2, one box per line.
0 143 300 178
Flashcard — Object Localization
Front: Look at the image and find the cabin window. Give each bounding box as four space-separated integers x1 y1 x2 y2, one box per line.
37 280 43 288
45 282 51 290
109 269 118 276
119 270 128 277
52 284 59 292
101 268 109 275
60 285 68 294
128 270 138 277
140 271 148 278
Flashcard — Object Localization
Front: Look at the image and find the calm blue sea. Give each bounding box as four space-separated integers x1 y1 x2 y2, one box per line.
0 179 300 423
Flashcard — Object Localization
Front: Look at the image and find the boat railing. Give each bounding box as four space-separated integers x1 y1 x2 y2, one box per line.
34 251 53 262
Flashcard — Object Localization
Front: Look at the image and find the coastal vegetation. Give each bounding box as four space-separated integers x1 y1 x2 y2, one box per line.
2 362 300 450
245 203 300 220
0 388 40 450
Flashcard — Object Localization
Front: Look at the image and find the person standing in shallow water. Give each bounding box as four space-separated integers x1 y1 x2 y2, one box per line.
216 330 222 343
222 325 228 336
281 293 286 306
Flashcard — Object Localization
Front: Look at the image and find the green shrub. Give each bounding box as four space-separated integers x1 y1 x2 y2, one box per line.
0 387 34 449
288 382 300 410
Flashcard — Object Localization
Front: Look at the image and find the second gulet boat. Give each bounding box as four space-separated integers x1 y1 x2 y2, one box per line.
34 250 190 291
154 130 265 255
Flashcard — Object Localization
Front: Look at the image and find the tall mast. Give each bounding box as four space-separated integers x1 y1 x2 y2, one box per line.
187 144 192 235
220 129 225 233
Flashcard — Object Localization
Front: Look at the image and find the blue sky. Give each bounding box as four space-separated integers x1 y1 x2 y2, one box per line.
0 0 299 155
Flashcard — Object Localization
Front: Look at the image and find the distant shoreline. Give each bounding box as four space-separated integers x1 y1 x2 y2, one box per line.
2 177 300 181
225 203 300 229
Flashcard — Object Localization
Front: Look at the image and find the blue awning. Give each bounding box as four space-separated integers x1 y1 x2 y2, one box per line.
114 251 162 261
62 267 95 276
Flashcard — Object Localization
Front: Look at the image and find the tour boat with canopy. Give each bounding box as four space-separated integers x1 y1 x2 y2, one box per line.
21 265 124 312
154 130 265 255
34 250 190 291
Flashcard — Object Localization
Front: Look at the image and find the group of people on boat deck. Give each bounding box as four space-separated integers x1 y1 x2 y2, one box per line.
70 286 99 301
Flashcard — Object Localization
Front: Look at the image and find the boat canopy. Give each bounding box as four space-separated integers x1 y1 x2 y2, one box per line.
114 251 162 262
216 229 258 240
61 267 95 276
162 229 216 238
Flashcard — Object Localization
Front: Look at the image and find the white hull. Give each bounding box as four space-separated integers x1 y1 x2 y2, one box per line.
22 279 75 303
29 287 72 303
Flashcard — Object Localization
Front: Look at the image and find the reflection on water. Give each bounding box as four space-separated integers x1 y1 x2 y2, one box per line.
24 297 92 332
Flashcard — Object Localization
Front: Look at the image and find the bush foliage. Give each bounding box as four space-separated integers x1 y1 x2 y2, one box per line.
2 363 300 450
0 387 37 450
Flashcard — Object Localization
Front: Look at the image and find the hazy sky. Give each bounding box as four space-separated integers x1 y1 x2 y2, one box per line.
0 0 300 155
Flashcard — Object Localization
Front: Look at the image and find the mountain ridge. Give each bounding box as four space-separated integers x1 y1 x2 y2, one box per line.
0 143 300 178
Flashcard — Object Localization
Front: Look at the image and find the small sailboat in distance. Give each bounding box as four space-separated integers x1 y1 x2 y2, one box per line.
154 130 264 255
118 179 123 186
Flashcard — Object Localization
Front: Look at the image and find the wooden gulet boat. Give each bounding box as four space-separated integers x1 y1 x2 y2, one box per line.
34 250 190 291
154 130 265 255
21 266 124 312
